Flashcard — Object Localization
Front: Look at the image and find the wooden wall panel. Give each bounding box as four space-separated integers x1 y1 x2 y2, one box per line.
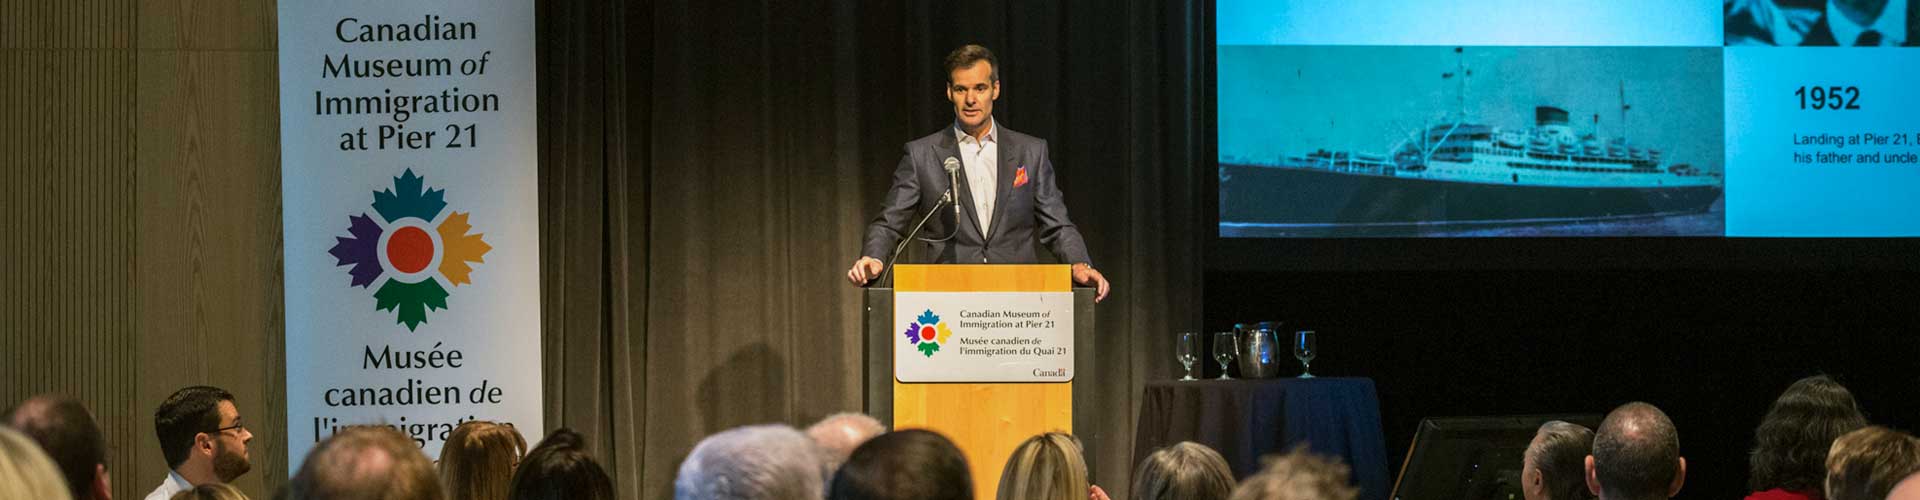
4 1 282 500
137 0 275 51
134 49 284 499
0 0 134 49
0 44 141 500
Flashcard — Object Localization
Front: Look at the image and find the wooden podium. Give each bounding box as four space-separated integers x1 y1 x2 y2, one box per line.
862 264 1098 500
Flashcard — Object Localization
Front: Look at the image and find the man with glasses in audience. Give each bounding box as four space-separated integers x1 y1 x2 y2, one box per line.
146 386 254 500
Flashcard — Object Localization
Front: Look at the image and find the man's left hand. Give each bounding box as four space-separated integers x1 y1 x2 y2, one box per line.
1072 263 1109 303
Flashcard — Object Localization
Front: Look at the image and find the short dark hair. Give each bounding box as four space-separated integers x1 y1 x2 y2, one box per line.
1591 402 1680 500
1529 421 1596 500
508 428 615 500
288 425 442 500
155 386 233 469
828 429 972 500
943 44 998 83
5 395 107 500
1749 375 1867 492
1825 426 1920 500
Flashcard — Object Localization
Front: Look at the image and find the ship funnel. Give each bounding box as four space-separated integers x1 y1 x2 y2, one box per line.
1535 106 1570 126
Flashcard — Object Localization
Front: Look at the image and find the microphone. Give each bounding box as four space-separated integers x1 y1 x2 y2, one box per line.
943 157 962 218
873 160 961 287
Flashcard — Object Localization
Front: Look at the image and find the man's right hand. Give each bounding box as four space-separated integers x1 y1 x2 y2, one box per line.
846 256 885 286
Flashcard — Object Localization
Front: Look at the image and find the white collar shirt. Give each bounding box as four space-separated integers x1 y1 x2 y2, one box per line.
144 471 193 500
953 119 999 236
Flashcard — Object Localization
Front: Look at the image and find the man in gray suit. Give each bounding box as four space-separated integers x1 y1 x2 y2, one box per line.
845 44 1110 302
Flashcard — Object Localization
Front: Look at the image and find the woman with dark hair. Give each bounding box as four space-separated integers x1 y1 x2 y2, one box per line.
829 429 972 500
508 428 615 500
1747 375 1869 500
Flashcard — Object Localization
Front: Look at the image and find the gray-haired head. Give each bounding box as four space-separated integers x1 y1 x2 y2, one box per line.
1526 421 1595 500
807 413 887 469
675 424 833 500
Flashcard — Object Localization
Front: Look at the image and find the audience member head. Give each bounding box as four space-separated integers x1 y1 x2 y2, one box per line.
674 424 832 500
439 421 526 500
286 425 442 500
1226 447 1357 500
828 429 971 500
1888 472 1920 500
170 482 249 500
1824 426 1920 500
996 432 1091 500
1525 421 1595 500
6 394 111 500
154 386 253 483
1132 441 1234 500
807 413 887 469
1585 402 1684 500
1749 374 1868 494
0 426 74 500
508 428 614 500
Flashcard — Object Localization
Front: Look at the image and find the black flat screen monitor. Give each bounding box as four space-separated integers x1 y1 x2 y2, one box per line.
1389 414 1602 500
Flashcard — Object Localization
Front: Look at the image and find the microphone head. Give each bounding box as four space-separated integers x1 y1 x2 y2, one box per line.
943 157 961 173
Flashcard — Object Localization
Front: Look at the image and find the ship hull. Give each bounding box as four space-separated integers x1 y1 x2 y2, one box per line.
1220 163 1722 234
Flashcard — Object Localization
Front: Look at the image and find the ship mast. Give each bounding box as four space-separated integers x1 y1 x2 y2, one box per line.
1447 47 1470 123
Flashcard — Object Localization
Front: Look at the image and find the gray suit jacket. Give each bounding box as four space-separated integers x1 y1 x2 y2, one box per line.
861 124 1092 266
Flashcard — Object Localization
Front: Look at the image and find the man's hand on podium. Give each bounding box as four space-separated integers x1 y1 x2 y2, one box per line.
846 256 885 286
1073 262 1109 303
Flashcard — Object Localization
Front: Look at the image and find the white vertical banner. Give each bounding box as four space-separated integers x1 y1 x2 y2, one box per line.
278 1 541 471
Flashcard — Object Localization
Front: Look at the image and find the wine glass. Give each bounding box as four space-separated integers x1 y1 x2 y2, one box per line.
1176 332 1198 381
1212 331 1236 380
1294 330 1317 378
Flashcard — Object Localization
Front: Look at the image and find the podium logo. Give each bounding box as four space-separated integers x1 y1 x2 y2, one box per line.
328 169 492 331
903 309 954 357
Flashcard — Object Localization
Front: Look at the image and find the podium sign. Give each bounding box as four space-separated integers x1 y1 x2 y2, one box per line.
890 264 1074 499
893 291 1075 383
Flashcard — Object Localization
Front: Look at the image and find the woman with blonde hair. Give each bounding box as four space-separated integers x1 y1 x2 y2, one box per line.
0 426 72 500
997 432 1109 500
440 420 528 500
169 482 250 500
1133 441 1235 500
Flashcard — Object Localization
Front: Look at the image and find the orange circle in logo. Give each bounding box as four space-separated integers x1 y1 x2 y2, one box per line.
920 325 937 341
387 226 435 274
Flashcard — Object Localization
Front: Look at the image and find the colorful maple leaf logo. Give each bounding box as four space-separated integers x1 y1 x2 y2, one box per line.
327 169 492 330
902 309 954 357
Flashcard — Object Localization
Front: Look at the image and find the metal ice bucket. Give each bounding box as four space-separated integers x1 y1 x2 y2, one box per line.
1237 324 1283 378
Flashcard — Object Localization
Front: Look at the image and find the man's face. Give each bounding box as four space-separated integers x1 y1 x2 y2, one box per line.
946 60 999 133
209 401 253 482
1521 433 1547 500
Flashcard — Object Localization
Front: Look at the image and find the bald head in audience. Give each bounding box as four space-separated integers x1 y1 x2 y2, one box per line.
1889 473 1920 500
1585 402 1685 500
288 426 443 500
807 414 886 469
6 395 111 500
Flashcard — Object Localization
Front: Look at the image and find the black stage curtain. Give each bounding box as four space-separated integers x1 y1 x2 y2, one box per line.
536 2 1206 498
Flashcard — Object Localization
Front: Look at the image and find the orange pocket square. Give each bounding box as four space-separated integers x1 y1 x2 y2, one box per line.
1013 166 1029 187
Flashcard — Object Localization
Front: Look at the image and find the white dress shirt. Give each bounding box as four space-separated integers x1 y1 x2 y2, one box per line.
145 471 193 500
954 119 999 236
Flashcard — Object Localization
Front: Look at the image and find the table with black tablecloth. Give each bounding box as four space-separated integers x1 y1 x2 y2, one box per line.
1133 377 1389 500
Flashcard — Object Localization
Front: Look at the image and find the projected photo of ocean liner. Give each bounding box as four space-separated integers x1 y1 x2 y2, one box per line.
1218 46 1725 237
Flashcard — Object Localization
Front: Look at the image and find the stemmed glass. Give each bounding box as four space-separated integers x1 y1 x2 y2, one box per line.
1176 332 1199 381
1212 331 1236 380
1294 330 1317 378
